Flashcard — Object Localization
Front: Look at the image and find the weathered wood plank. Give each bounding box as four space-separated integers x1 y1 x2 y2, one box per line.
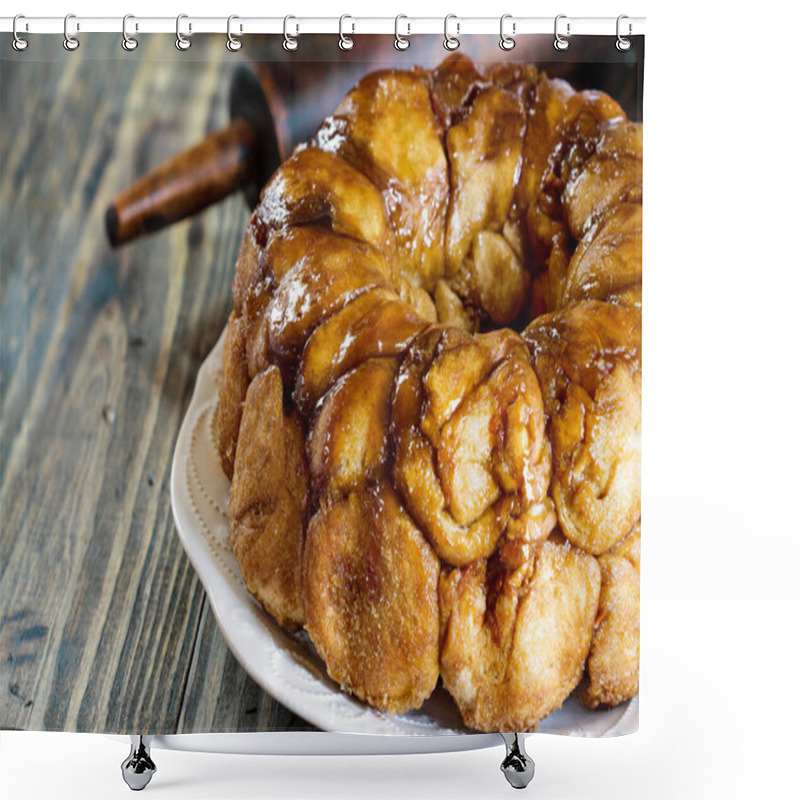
1 34 308 734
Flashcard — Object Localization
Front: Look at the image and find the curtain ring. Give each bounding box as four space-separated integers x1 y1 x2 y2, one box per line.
175 14 191 51
283 15 298 51
339 15 354 50
63 14 80 51
122 14 138 51
616 15 632 51
499 14 515 51
443 14 460 51
554 14 570 51
227 15 243 51
12 15 28 51
394 15 410 50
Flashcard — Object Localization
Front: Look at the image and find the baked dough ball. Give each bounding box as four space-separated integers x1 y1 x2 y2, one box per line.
440 534 600 730
524 301 641 555
303 483 440 714
228 366 308 630
580 523 641 708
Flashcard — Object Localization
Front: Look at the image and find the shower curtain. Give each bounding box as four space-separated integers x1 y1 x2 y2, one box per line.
0 25 643 748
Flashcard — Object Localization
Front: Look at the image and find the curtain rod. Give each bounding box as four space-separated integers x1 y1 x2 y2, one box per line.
1 15 646 37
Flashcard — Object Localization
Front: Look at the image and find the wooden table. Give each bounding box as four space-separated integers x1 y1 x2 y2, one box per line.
0 34 315 735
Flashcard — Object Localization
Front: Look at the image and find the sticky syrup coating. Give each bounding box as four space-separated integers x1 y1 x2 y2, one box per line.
215 55 642 730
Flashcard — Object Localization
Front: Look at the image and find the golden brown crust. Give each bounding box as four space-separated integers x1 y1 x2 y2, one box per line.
440 534 600 731
307 357 397 503
215 312 249 479
562 118 642 240
314 70 449 293
263 226 394 376
392 327 553 567
607 283 643 309
444 85 532 327
228 367 309 630
445 86 525 273
517 75 576 313
563 201 642 307
254 146 397 269
523 301 641 555
434 279 476 332
231 214 266 314
303 483 440 714
580 524 640 708
295 288 427 417
216 55 642 730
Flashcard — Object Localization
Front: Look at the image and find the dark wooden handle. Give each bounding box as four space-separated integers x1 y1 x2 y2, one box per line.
105 117 257 247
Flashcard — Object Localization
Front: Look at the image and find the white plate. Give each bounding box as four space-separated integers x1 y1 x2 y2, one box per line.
170 329 638 742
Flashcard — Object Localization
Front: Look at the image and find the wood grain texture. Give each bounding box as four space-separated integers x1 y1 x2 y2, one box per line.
0 35 312 734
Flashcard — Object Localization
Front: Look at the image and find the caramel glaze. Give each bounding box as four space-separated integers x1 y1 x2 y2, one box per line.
215 55 642 731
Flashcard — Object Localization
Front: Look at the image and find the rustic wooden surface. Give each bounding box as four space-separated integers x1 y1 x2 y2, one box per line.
0 34 315 734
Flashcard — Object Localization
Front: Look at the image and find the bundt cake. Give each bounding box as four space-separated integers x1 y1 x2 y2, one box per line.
215 54 642 732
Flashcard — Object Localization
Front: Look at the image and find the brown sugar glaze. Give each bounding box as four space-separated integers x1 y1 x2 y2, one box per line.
215 55 642 731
